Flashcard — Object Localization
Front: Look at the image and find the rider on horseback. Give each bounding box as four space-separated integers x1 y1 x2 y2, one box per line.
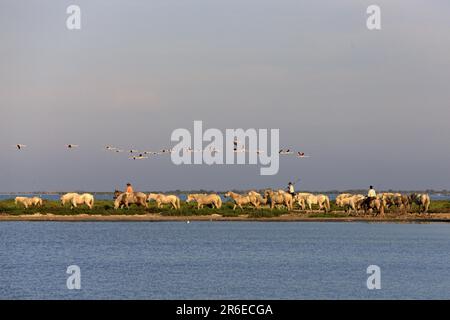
126 183 134 195
287 182 295 198
362 185 377 210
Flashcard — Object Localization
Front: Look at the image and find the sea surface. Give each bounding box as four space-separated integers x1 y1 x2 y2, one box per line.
0 221 449 299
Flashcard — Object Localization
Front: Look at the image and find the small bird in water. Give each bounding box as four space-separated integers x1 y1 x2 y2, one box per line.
66 144 79 149
105 145 117 151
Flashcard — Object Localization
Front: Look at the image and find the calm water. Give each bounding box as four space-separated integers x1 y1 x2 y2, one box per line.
0 222 449 299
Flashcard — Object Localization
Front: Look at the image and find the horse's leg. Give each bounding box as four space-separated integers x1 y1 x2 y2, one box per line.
233 204 236 211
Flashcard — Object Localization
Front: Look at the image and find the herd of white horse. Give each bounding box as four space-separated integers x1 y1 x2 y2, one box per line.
13 189 432 215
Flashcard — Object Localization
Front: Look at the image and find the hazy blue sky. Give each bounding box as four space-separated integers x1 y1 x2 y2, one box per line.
1 0 450 192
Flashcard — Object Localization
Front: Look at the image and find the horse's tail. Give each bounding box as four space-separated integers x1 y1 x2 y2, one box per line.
287 195 293 210
424 195 431 213
216 196 222 209
325 196 330 212
114 198 120 210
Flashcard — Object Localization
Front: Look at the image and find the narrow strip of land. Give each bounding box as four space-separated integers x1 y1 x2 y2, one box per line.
1 213 450 223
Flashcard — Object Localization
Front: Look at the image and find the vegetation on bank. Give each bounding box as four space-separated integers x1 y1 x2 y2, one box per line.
1 199 450 217
2 189 450 196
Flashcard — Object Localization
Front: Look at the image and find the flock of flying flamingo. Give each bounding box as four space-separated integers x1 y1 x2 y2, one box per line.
13 140 310 160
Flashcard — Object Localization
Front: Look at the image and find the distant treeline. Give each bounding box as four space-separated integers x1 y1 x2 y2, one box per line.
2 189 450 195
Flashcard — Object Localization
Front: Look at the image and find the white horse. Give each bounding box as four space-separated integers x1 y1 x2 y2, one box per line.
71 193 94 209
225 191 259 210
264 190 293 210
335 194 365 214
409 193 431 214
294 193 313 210
186 194 222 210
302 194 330 212
30 197 43 207
335 193 353 206
61 193 94 209
248 191 266 206
148 193 181 209
15 197 38 209
60 193 80 206
114 192 148 209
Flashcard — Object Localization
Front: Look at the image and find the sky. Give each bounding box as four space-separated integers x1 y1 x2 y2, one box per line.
1 0 450 192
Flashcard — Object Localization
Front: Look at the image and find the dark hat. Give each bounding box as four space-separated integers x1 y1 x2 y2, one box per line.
127 183 131 186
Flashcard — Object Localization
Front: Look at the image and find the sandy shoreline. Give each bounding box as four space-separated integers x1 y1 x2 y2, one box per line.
1 212 450 223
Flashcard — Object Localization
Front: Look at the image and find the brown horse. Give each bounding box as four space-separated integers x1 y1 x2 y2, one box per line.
359 197 385 216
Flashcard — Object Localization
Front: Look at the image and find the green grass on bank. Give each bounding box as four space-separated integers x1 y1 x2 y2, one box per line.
1 198 450 217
